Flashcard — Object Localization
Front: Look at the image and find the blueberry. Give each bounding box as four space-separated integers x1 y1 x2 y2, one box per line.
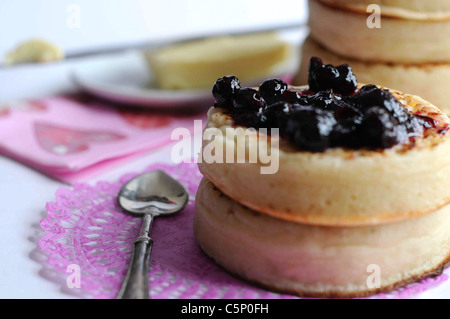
231 88 266 128
232 110 264 129
306 91 344 111
359 84 378 95
233 88 266 112
308 57 357 96
356 86 411 124
212 76 241 108
259 79 288 105
329 106 363 148
285 108 337 152
282 90 302 104
331 125 361 149
335 64 358 95
260 102 293 133
334 105 361 121
359 106 403 149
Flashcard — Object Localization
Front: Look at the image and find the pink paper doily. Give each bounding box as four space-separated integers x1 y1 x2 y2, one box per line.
39 162 448 299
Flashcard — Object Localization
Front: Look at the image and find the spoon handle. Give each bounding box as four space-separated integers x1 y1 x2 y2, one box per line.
117 213 154 299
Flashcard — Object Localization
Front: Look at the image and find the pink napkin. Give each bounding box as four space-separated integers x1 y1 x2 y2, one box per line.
0 95 204 184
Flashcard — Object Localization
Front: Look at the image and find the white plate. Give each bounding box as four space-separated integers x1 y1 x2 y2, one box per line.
71 48 299 110
71 50 214 109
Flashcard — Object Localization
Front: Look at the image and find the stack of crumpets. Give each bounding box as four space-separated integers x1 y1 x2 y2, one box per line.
194 58 450 298
294 0 450 115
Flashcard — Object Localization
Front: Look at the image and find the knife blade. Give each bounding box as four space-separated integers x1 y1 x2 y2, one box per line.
1 21 306 68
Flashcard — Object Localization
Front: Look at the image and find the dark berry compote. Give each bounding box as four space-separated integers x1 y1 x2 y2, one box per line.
211 57 446 152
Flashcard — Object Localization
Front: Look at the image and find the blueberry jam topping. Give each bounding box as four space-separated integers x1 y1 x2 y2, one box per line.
259 78 288 105
212 57 444 152
308 56 358 96
212 75 241 108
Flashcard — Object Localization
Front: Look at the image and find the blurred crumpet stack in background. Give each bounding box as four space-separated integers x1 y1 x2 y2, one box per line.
294 0 450 114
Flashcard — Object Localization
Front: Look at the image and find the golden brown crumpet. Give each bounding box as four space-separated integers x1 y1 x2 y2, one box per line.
309 0 450 63
199 85 450 226
320 0 450 20
194 178 450 298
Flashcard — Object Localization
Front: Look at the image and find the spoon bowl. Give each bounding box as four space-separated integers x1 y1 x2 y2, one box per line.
116 170 188 299
118 170 188 216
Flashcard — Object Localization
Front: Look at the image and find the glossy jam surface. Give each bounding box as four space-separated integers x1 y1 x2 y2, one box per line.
212 57 443 152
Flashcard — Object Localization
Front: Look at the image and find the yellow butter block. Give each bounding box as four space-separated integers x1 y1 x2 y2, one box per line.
4 38 64 65
145 32 292 90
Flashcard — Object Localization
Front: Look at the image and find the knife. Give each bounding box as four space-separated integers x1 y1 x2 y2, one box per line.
1 21 306 68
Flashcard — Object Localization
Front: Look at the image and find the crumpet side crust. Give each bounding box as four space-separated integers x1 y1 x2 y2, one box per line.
319 0 450 21
194 178 450 298
308 0 450 63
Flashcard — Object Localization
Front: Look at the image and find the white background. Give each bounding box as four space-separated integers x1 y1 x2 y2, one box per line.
0 0 307 55
0 0 448 299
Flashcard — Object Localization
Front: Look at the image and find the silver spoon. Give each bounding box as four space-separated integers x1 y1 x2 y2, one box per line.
116 170 188 299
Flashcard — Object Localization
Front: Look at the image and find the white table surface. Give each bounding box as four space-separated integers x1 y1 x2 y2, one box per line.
0 0 449 299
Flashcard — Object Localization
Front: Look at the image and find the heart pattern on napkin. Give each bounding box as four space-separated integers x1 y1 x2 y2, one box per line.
118 110 173 129
34 121 127 155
